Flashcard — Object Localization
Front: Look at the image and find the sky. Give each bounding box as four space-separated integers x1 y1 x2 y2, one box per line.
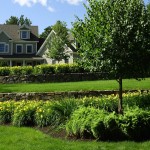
0 0 149 34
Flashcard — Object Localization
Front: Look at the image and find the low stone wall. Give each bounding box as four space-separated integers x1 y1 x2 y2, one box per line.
0 90 149 101
0 73 111 84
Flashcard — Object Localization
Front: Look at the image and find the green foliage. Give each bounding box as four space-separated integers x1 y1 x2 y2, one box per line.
46 20 69 62
10 66 33 76
49 98 79 125
34 64 55 74
120 107 150 141
13 101 38 127
81 96 118 112
0 93 150 141
40 26 52 39
0 64 86 76
0 67 11 76
35 102 57 127
0 101 15 124
5 15 32 25
66 107 106 138
73 0 150 78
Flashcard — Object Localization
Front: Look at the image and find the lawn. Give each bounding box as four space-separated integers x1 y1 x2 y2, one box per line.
0 78 150 93
0 126 150 150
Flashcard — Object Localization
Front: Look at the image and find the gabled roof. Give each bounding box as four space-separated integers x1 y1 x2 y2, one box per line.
0 30 12 40
36 30 77 56
0 24 39 41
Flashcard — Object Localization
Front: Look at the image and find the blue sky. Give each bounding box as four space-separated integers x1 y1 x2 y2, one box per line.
0 0 149 34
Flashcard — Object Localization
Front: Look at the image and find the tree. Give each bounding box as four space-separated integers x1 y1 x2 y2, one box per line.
5 16 18 25
40 26 52 39
72 0 150 113
5 15 32 26
46 20 69 62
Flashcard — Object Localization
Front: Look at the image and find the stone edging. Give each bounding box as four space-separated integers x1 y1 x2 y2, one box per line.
0 90 149 101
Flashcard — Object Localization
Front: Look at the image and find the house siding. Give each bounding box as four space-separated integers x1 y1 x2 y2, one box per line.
0 32 11 55
13 42 37 54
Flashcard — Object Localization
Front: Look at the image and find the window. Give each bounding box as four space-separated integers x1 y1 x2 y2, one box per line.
26 44 33 53
16 45 23 53
0 43 9 53
20 31 30 39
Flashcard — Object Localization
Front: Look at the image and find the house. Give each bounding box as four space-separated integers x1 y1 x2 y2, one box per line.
0 24 77 67
37 30 77 64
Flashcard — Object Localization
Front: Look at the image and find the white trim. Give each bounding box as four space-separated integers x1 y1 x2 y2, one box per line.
0 31 12 39
36 30 56 56
26 44 33 54
16 44 23 53
20 30 30 39
19 24 30 29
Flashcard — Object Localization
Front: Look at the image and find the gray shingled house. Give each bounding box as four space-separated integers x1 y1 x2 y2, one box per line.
0 24 77 66
0 24 45 66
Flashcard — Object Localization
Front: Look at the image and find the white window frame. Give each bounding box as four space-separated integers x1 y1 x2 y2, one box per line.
20 30 30 39
26 44 33 54
0 42 9 53
16 44 23 53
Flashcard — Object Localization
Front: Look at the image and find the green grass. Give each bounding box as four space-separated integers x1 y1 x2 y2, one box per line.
0 126 150 150
0 78 150 93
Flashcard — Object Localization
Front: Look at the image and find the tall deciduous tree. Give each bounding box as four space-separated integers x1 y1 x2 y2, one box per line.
5 15 32 26
46 20 69 62
72 0 150 113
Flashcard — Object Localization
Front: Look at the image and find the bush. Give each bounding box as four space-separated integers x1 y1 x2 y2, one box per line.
0 67 11 76
66 107 107 139
21 66 33 75
50 98 79 125
120 107 150 141
34 64 55 74
123 93 150 109
0 64 87 76
35 102 58 127
0 101 16 124
12 101 39 127
81 96 118 112
55 64 70 73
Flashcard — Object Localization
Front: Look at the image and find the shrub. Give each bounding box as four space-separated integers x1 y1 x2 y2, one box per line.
12 101 39 127
0 67 11 76
0 101 16 124
35 102 58 127
123 93 150 109
34 64 55 74
81 96 118 112
10 66 23 76
21 66 33 75
50 98 79 125
120 107 150 141
55 64 70 73
66 107 107 139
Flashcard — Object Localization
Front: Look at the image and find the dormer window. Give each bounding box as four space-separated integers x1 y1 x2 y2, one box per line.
20 31 30 39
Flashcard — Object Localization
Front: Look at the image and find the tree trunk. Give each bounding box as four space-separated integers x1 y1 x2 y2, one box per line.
118 76 123 114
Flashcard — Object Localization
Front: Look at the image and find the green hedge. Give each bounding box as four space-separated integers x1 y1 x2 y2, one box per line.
0 64 88 76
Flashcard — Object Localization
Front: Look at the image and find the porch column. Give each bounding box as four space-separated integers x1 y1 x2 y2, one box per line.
23 60 26 66
10 60 12 67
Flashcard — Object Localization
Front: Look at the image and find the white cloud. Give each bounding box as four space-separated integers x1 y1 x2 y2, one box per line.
47 6 55 12
13 0 84 13
66 0 83 5
14 0 47 7
58 0 84 5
